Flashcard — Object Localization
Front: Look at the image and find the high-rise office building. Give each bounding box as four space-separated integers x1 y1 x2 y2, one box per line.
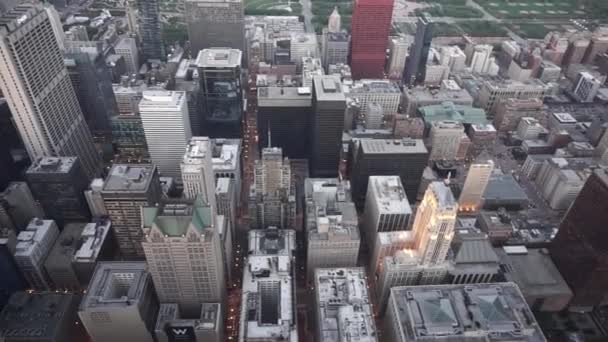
140 91 192 181
155 303 223 342
142 197 227 312
216 177 236 236
351 138 428 204
136 0 163 61
493 98 545 132
239 228 297 342
257 86 312 159
314 268 377 342
305 178 360 280
348 79 401 129
114 36 139 74
79 262 159 342
0 182 44 232
14 219 59 290
0 228 26 310
26 157 91 226
322 31 349 71
44 223 86 290
458 154 494 212
84 179 108 218
312 75 346 177
72 220 117 287
350 0 393 79
181 137 216 209
327 6 341 33
101 164 162 259
429 121 465 161
197 48 243 138
386 36 411 80
404 16 433 86
211 138 242 198
383 283 547 342
363 176 411 245
549 169 608 310
185 0 244 56
0 5 101 179
573 71 602 102
249 147 296 229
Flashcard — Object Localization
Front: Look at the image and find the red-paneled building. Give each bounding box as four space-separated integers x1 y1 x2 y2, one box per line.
350 0 393 79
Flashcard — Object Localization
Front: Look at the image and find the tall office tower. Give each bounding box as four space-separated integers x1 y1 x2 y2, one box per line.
350 0 393 79
72 220 116 287
65 41 119 136
311 75 346 177
197 48 243 138
327 6 341 32
249 147 296 229
84 179 108 218
14 219 59 290
0 182 44 232
0 292 87 342
384 283 547 342
477 78 549 117
314 268 377 342
155 303 223 342
101 164 162 259
216 178 236 235
0 5 102 179
573 71 602 102
467 123 497 158
185 0 244 57
142 197 227 313
79 262 159 342
26 157 91 226
114 36 139 74
428 121 465 161
305 178 360 280
440 45 467 73
386 36 411 80
322 31 349 71
351 138 428 205
369 230 410 279
469 44 494 74
348 79 401 129
413 181 458 265
493 98 545 132
44 223 86 290
181 137 217 209
140 91 192 181
584 34 608 64
136 0 163 61
404 16 433 86
549 169 608 310
257 86 312 159
239 228 297 342
0 228 26 310
459 155 494 212
211 138 242 198
363 176 411 245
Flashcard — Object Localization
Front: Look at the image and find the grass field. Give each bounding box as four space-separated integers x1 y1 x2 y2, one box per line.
508 23 556 39
395 20 508 37
414 4 484 18
475 0 594 19
245 0 302 15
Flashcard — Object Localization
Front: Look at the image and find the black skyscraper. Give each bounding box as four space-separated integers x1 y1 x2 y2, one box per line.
404 16 433 87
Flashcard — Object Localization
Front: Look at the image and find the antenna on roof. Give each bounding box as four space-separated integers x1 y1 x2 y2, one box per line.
445 172 452 185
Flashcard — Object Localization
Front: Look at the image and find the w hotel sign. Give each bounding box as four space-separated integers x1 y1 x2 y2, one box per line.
166 325 196 342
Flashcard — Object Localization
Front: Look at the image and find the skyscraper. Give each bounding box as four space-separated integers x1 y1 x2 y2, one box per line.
311 75 346 177
101 164 162 259
459 154 494 212
0 5 101 179
0 228 26 310
14 219 59 290
185 0 244 57
249 147 296 229
181 137 217 208
363 176 412 245
136 0 163 61
142 197 227 313
139 91 192 181
327 6 341 33
350 0 393 79
404 16 433 86
549 168 608 310
197 48 243 138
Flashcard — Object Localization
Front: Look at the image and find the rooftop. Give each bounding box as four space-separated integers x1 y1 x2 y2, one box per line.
139 91 186 110
359 138 428 155
240 229 297 341
80 262 151 309
196 48 242 68
348 79 401 95
494 247 573 303
26 157 77 175
211 139 241 172
102 164 156 193
142 197 214 237
73 220 113 263
484 174 528 203
155 303 221 335
46 223 85 267
249 228 296 256
428 181 457 209
418 102 487 126
451 229 499 265
368 176 412 215
315 268 377 342
15 219 56 258
405 86 473 103
0 292 76 340
389 283 546 342
313 75 345 102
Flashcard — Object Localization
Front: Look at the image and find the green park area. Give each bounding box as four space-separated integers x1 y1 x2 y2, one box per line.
396 20 508 38
475 0 608 19
414 0 484 19
311 0 352 33
245 0 302 16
